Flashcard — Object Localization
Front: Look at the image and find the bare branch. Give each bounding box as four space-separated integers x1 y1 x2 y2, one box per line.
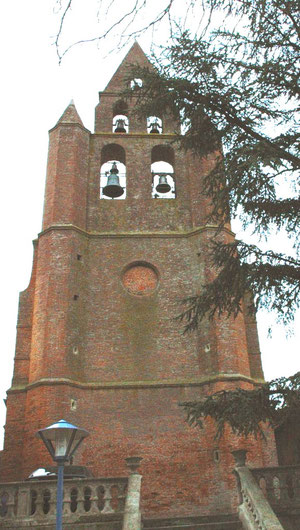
54 0 72 61
55 0 177 62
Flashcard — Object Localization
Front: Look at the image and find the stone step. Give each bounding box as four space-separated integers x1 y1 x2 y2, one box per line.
143 513 242 530
144 522 243 530
1 516 123 529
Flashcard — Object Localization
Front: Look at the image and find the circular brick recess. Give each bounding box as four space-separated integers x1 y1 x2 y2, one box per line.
123 264 158 295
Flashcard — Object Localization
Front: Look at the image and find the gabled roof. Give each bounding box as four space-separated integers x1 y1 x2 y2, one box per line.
104 41 154 92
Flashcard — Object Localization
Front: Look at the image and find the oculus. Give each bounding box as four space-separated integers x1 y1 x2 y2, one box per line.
122 263 158 296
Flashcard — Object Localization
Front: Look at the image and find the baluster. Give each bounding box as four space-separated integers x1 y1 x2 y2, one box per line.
286 472 295 500
97 484 105 512
16 486 30 518
29 489 38 517
102 484 114 513
83 486 92 512
76 484 85 515
273 475 281 503
259 477 267 498
0 490 13 519
87 484 100 515
119 483 127 512
62 485 72 516
33 488 45 518
47 484 57 517
279 472 289 503
8 489 17 519
262 472 273 503
262 472 275 504
42 488 51 515
116 484 127 512
110 483 121 512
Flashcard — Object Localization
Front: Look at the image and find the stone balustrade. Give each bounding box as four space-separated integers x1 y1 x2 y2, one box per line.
0 476 128 527
252 464 300 509
232 450 284 530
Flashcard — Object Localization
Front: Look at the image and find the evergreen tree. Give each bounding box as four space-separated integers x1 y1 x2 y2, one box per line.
129 0 299 332
180 372 300 439
126 0 300 437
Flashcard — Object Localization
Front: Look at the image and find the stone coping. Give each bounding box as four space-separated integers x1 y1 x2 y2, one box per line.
8 373 264 394
38 223 235 240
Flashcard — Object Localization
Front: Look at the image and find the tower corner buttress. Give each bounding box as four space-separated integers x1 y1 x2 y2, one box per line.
42 100 91 232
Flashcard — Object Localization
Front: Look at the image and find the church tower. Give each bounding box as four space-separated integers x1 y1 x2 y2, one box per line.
0 43 277 518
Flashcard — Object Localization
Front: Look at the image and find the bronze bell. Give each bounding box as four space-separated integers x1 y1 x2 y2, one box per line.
155 175 171 194
103 162 124 198
114 118 126 133
149 120 161 134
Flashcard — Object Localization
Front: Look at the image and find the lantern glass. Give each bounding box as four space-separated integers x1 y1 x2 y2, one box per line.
37 419 89 462
55 433 69 458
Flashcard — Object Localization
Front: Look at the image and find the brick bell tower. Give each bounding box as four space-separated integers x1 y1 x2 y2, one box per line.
1 43 277 518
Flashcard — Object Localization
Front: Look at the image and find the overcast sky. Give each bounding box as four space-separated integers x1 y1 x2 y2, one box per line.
0 0 298 449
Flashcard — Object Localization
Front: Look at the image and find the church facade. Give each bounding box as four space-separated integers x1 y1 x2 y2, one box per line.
0 43 283 526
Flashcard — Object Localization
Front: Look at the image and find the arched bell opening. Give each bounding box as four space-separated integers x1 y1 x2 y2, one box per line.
130 78 143 90
147 116 162 134
113 114 129 133
113 100 129 133
151 145 176 199
100 144 126 200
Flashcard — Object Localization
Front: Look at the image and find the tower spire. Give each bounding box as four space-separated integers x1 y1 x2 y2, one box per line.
56 99 84 128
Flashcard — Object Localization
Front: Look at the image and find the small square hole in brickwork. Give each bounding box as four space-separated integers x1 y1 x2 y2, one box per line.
77 254 82 261
70 399 77 411
213 449 220 463
73 295 79 301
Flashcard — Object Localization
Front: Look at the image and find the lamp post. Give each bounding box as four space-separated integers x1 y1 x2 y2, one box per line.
37 419 89 530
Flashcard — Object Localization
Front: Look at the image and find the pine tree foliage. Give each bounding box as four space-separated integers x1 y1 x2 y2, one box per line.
128 0 300 328
177 241 300 333
180 372 300 439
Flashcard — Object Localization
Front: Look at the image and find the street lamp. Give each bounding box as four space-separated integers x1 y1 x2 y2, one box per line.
37 419 89 530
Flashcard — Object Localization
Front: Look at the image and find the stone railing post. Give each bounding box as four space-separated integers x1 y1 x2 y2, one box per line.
122 456 143 530
232 450 284 530
16 486 30 517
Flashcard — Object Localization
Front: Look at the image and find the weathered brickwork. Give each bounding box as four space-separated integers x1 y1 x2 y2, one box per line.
123 264 158 295
1 42 277 518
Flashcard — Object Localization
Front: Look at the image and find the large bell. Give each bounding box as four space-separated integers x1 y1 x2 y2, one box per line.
114 118 126 133
103 162 124 198
155 175 171 194
149 120 161 134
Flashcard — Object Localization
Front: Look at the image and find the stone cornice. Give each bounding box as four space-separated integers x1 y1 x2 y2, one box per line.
8 373 264 394
98 91 140 97
92 132 178 138
48 122 91 135
39 224 235 240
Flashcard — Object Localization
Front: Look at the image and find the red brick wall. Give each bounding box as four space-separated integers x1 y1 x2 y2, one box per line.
4 381 276 516
0 42 275 518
